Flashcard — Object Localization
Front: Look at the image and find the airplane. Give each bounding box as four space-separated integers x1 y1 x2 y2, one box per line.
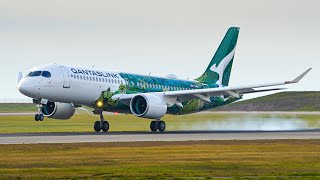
17 27 311 132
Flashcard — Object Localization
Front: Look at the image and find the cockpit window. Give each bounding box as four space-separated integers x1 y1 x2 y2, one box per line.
28 71 42 77
27 71 51 78
41 71 51 78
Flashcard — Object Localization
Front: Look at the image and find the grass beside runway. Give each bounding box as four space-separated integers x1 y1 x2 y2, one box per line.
0 103 35 113
1 113 320 133
0 140 319 179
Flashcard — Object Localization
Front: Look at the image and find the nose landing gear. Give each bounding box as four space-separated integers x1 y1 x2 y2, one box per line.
34 103 44 121
94 112 110 132
34 114 44 121
150 120 166 132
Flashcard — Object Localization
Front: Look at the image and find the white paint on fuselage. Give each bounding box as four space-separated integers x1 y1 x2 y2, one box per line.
18 63 125 107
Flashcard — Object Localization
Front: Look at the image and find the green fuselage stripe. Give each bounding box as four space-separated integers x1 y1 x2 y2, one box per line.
94 72 241 115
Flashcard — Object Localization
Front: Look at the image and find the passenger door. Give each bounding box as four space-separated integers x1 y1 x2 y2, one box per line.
59 66 71 88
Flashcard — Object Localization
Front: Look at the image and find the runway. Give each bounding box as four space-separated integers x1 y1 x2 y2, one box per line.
0 130 319 144
2 111 320 116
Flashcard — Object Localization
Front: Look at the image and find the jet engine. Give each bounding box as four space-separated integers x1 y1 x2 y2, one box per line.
130 94 167 119
40 101 75 119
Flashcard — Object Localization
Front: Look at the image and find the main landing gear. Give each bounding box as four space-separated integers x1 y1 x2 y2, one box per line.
150 120 166 132
94 113 109 132
34 114 44 121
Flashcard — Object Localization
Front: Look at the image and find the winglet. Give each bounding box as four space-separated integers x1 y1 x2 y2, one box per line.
286 68 312 84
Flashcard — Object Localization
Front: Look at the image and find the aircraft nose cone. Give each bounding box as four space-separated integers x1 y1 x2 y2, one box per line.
18 80 35 97
18 80 27 95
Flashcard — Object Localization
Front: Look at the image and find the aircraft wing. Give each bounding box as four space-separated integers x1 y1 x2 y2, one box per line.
164 68 311 100
112 68 311 105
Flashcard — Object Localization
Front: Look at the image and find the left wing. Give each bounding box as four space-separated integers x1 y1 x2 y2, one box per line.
112 68 311 105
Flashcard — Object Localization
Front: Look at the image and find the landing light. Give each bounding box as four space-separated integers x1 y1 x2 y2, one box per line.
97 101 103 107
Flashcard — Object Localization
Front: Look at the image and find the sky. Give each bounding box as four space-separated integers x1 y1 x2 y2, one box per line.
0 0 319 102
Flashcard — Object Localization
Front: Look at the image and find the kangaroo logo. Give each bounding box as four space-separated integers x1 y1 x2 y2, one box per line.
210 46 236 85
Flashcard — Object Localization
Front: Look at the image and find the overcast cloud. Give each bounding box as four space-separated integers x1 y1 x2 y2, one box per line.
0 0 318 101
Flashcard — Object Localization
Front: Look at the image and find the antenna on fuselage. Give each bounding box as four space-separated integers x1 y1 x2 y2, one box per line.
92 65 95 68
149 72 151 75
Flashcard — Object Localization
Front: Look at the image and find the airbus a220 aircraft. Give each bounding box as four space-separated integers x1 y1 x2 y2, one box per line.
18 27 311 132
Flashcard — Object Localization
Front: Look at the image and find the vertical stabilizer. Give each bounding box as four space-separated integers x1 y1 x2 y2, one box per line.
195 27 239 86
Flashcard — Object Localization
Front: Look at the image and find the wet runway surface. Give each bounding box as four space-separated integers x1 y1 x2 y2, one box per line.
0 129 319 144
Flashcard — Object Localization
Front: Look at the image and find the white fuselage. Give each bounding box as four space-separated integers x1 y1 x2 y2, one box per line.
18 63 126 107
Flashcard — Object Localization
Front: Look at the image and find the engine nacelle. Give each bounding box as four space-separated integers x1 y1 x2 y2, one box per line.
130 94 167 119
40 101 75 120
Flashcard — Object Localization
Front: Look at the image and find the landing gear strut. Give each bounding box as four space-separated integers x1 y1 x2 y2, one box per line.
94 112 109 132
150 120 166 132
34 114 44 121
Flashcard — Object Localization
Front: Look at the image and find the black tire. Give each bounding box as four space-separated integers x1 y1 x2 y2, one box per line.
157 121 166 132
35 114 39 121
150 121 157 132
39 114 44 121
94 121 101 132
101 121 109 132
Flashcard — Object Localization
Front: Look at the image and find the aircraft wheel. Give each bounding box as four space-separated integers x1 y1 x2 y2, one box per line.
157 121 166 132
94 121 101 132
101 121 109 132
39 114 44 121
150 121 157 132
35 114 40 121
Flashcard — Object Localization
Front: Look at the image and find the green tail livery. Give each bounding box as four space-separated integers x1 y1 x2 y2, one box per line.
196 27 239 86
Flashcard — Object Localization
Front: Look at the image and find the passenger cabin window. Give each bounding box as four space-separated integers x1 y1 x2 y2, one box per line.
41 71 51 78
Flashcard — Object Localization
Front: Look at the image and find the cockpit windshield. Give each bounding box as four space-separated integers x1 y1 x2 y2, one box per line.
42 71 51 78
28 71 42 77
27 71 51 78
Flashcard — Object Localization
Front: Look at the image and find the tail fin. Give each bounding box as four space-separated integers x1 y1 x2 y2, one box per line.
195 27 239 86
18 72 23 83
